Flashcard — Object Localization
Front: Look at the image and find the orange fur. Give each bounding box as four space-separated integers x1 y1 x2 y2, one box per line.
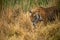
29 6 60 26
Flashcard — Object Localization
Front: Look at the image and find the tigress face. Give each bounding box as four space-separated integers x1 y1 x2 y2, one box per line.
29 9 43 26
29 7 46 20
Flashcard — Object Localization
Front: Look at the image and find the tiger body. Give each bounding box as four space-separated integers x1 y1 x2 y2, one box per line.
29 6 60 26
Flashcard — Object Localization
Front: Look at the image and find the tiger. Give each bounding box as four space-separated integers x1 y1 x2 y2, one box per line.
29 6 60 26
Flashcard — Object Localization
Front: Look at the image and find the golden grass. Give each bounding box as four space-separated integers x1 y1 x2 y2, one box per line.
0 7 60 40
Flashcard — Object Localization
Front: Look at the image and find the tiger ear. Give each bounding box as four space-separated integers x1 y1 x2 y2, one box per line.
29 10 32 16
29 10 32 13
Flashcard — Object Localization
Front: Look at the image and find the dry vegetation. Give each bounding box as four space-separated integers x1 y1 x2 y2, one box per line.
0 7 60 40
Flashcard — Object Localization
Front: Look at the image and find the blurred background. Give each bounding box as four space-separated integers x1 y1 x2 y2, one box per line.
2 0 60 12
0 0 60 40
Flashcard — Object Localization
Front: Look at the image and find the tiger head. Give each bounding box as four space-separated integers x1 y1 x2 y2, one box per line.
29 7 44 26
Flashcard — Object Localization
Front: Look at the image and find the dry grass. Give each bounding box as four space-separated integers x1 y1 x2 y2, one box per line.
0 7 60 40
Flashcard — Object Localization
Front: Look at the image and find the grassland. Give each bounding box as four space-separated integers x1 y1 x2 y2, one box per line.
0 0 60 40
0 7 60 40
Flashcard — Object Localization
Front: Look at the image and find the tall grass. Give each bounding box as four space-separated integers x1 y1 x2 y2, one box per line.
2 0 60 12
0 7 60 40
0 0 60 40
